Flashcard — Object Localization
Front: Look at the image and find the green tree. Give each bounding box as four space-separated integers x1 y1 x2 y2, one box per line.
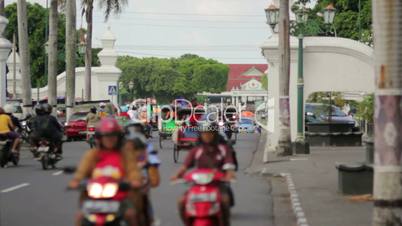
291 0 372 45
192 64 228 93
260 74 268 90
117 55 229 103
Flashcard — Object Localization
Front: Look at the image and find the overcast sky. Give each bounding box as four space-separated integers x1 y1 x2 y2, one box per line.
5 0 286 64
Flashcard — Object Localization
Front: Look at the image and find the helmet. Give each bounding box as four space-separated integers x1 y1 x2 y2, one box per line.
90 106 97 114
99 102 106 108
199 122 219 133
95 117 123 137
3 104 15 114
125 120 145 135
42 103 52 114
120 105 129 113
125 130 147 150
34 104 45 115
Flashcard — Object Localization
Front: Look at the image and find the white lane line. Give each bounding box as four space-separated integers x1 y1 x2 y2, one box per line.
290 158 309 161
52 170 63 176
1 183 30 193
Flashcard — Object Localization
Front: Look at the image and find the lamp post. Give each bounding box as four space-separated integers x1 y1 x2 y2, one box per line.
265 4 279 34
323 3 336 36
128 81 134 102
294 4 310 153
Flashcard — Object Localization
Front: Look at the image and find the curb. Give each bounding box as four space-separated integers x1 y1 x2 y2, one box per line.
280 173 309 226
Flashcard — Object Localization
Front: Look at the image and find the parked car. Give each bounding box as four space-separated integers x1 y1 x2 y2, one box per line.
64 112 88 141
238 118 255 133
305 103 359 132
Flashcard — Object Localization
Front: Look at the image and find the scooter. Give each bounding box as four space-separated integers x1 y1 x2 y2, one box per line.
65 169 132 226
36 140 60 170
175 169 229 226
86 126 96 148
0 136 19 168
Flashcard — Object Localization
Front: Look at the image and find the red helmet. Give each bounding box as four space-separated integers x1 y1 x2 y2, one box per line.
95 117 122 137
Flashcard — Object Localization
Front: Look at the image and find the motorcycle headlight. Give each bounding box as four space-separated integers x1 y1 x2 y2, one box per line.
87 183 103 198
192 173 214 185
102 183 118 198
218 121 224 127
21 121 26 126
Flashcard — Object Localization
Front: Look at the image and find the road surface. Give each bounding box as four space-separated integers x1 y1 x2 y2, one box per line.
0 133 272 226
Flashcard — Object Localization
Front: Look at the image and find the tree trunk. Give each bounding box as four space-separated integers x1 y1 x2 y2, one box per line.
0 0 5 16
17 0 32 114
84 0 93 101
372 1 402 225
276 0 292 156
48 0 58 110
65 0 76 120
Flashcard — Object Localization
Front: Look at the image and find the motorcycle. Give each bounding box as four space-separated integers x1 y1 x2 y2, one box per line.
175 169 229 226
36 140 60 170
66 171 132 226
0 136 19 168
86 126 96 148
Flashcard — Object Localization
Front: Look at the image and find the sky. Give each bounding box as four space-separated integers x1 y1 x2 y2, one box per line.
5 0 287 64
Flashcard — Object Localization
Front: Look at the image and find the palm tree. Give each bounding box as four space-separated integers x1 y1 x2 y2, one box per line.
277 0 292 156
0 0 5 16
17 0 32 114
65 0 76 120
47 0 58 110
81 0 127 101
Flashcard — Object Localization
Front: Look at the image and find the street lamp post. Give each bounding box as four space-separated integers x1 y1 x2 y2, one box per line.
295 5 310 154
265 4 279 34
128 81 134 102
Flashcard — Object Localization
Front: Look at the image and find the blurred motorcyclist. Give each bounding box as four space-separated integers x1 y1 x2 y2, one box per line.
4 104 22 131
86 106 100 127
0 107 21 155
124 121 160 226
68 118 141 226
171 122 235 226
30 103 63 159
98 102 108 118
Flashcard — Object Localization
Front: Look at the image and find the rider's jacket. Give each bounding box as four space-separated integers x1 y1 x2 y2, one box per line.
183 143 235 171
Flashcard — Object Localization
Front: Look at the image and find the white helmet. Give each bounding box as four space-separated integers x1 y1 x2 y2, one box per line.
99 102 106 107
3 104 15 114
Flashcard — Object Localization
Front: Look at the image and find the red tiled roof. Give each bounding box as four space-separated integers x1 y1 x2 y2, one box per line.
226 64 268 91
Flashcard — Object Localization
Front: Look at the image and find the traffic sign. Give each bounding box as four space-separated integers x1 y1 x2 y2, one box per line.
108 85 118 96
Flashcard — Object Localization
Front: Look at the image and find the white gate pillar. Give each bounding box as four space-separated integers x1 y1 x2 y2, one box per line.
0 16 12 107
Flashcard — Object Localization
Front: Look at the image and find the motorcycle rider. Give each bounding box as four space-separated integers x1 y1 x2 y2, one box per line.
171 122 235 226
4 104 22 131
30 103 63 159
98 102 108 118
124 121 160 226
0 107 21 155
86 106 100 127
68 118 141 226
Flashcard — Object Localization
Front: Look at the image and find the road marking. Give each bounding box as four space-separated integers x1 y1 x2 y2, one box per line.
52 170 63 176
290 158 309 161
1 183 30 193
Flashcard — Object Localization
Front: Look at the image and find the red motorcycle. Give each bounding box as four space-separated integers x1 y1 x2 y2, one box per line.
66 167 132 226
176 169 228 226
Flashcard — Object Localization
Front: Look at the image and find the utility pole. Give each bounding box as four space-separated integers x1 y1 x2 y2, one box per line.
17 0 32 114
65 0 76 120
48 0 58 111
12 33 16 98
277 0 292 156
372 1 402 225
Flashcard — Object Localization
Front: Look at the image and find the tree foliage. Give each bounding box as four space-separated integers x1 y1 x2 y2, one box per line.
4 3 99 87
117 55 228 103
291 0 372 45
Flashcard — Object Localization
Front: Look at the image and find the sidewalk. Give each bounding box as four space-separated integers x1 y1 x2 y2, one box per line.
250 134 372 226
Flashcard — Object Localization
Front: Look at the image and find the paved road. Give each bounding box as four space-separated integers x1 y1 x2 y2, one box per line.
0 133 272 226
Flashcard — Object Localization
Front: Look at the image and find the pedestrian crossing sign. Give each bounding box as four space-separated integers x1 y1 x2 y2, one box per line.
108 85 118 96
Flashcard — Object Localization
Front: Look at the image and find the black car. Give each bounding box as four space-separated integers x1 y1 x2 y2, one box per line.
305 103 359 132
